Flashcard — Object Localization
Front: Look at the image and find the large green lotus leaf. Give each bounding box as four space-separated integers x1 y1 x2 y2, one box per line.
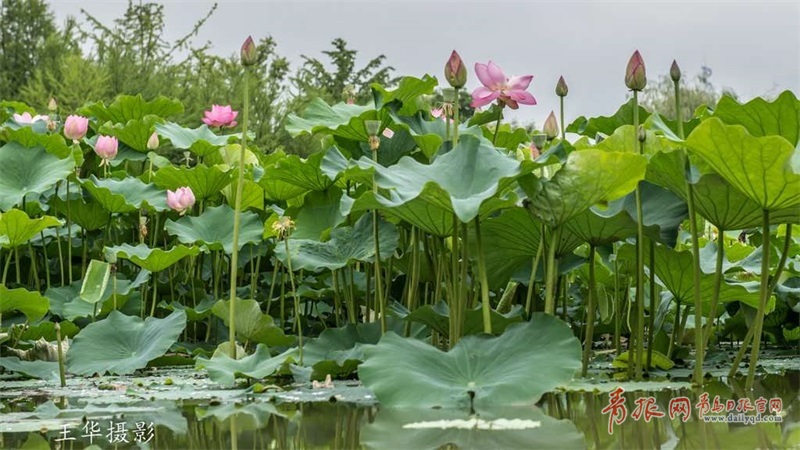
0 142 75 211
345 192 454 237
621 181 688 247
714 90 800 146
210 299 294 347
565 201 639 246
66 310 186 376
528 149 647 227
3 126 72 158
164 204 263 254
274 213 398 272
686 118 800 211
0 285 49 322
46 271 149 320
260 177 308 202
389 113 448 160
595 125 681 155
79 260 111 305
196 344 297 387
566 98 650 137
222 178 263 211
392 301 524 338
0 357 59 382
332 135 522 223
82 175 169 213
99 116 160 152
303 320 426 380
625 244 762 312
81 94 183 123
265 150 335 192
152 165 232 201
359 313 581 409
105 243 199 272
286 98 374 139
372 75 437 116
155 122 240 157
0 209 60 248
49 196 109 231
643 112 701 142
361 406 585 450
288 189 346 240
692 173 800 229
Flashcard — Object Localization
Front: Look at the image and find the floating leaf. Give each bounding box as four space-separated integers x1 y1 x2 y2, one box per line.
0 285 49 322
274 213 398 272
153 165 231 201
0 209 60 248
196 345 297 387
164 204 263 254
0 357 59 381
105 243 199 272
359 314 580 409
66 310 186 376
0 142 74 211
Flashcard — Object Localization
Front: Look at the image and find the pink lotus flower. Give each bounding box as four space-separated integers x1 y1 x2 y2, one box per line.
63 115 89 142
202 105 238 128
529 142 540 159
13 112 49 125
471 62 536 110
167 187 196 215
94 135 118 166
146 132 159 150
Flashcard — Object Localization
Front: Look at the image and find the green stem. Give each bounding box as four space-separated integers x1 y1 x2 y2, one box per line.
2 251 11 285
633 90 646 380
474 216 492 334
544 228 559 315
491 113 501 145
39 232 51 290
372 147 386 335
284 238 302 365
55 323 66 388
14 247 21 285
525 232 545 316
228 68 251 356
453 88 460 145
559 96 566 141
54 225 65 286
66 180 73 284
746 210 771 389
647 240 656 370
582 245 596 377
703 229 726 350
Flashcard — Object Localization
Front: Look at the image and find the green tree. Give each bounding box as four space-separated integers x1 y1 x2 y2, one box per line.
0 0 65 100
639 65 737 119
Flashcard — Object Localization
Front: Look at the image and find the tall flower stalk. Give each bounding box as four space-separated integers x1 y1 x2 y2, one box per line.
228 36 255 357
365 120 387 334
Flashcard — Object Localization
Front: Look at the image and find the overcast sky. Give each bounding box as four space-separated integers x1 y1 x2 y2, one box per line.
50 1 799 128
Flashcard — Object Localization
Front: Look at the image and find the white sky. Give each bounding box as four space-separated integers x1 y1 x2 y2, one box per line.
50 0 800 128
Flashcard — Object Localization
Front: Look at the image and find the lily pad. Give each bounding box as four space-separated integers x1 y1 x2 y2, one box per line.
164 204 263 254
196 345 297 387
0 142 75 211
66 310 187 376
359 313 581 410
0 357 59 382
210 299 295 347
105 243 199 273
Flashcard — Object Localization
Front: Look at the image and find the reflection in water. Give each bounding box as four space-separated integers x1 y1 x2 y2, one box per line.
1 371 796 449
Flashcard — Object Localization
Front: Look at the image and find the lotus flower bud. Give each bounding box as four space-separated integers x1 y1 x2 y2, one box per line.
147 132 159 150
670 60 681 83
48 97 57 112
46 120 57 132
63 115 89 142
543 111 559 140
625 50 647 91
94 135 118 165
166 187 196 215
444 50 467 89
240 36 257 67
364 120 381 137
555 76 568 97
637 125 646 143
529 142 540 160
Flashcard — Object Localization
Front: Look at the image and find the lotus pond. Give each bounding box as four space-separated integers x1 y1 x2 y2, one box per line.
0 47 798 449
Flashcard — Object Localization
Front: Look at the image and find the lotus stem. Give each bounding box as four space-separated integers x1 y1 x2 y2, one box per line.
55 322 66 388
582 245 597 376
746 210 771 389
39 232 51 290
54 225 64 286
66 180 73 284
284 238 302 365
2 251 10 286
544 227 559 315
703 229 726 350
559 96 566 141
729 325 754 378
525 230 545 316
372 146 387 335
632 90 646 380
453 88 460 145
474 216 492 334
228 68 251 356
647 240 657 370
14 247 21 285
